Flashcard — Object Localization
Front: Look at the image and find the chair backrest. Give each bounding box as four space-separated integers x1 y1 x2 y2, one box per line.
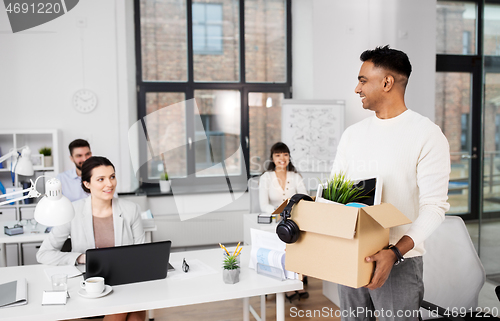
421 216 485 319
248 177 261 213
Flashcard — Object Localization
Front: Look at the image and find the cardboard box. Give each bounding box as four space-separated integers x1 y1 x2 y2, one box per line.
273 199 411 288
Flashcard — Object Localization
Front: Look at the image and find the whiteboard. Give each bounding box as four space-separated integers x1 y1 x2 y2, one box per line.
281 100 344 172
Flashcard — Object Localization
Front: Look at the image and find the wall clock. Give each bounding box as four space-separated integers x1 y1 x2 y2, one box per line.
73 89 97 113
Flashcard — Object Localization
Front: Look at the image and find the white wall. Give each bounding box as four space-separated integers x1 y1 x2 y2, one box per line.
0 0 137 192
293 0 437 125
292 0 437 188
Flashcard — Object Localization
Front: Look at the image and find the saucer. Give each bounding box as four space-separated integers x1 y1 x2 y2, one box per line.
78 285 113 299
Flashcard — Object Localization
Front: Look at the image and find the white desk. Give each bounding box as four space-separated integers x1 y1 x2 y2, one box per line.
0 247 302 321
0 221 157 267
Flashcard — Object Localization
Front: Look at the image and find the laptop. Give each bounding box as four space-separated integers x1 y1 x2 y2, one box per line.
85 240 172 286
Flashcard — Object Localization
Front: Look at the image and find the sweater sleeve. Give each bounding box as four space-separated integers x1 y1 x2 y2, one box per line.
259 172 276 213
404 128 451 248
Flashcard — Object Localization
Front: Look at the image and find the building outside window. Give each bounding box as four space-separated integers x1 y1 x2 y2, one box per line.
135 0 291 191
436 0 500 277
192 3 223 55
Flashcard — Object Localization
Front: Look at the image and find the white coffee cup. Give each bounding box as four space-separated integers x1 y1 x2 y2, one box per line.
81 277 105 295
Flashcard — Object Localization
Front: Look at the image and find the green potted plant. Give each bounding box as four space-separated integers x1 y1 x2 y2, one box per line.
39 147 52 168
222 254 240 284
159 171 171 193
317 172 366 205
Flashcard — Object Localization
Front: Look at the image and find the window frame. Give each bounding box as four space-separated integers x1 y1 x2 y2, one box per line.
134 0 292 192
436 0 500 221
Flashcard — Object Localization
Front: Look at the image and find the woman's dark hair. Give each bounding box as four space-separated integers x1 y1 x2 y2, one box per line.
81 156 115 193
265 142 298 172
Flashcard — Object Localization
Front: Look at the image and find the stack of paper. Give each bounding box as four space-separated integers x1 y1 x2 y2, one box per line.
249 228 298 280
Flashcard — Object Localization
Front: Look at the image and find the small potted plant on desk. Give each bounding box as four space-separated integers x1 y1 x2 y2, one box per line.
39 147 52 168
159 171 171 193
222 253 240 284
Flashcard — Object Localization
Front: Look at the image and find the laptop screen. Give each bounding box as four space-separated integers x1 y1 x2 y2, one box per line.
85 241 172 286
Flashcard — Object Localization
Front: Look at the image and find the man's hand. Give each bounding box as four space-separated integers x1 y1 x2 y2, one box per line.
364 249 397 290
364 236 415 290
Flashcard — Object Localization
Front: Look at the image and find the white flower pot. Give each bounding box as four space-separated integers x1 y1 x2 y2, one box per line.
223 269 240 284
159 180 171 193
44 156 53 168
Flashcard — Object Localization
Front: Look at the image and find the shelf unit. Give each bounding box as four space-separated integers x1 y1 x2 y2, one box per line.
0 129 60 221
0 130 60 266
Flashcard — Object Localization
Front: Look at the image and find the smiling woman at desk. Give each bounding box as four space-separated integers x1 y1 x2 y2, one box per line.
36 156 146 321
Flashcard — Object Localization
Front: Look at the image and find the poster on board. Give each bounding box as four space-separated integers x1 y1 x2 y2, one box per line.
281 100 344 172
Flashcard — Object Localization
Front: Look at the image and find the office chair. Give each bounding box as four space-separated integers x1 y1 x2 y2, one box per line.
420 216 487 320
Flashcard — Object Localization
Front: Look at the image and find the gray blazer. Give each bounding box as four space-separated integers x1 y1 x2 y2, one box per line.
36 197 145 266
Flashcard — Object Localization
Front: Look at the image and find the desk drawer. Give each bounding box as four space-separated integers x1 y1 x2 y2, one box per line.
22 242 42 265
0 208 16 221
6 244 19 266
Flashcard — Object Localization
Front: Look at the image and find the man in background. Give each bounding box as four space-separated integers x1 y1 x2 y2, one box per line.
56 139 92 202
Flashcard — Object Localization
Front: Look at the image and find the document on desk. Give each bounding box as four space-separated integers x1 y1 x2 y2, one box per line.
249 228 298 279
0 278 27 308
44 265 83 281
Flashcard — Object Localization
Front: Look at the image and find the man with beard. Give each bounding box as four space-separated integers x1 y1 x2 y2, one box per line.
56 139 92 202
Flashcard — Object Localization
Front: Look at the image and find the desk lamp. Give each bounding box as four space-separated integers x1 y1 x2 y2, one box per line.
0 176 75 226
0 146 34 176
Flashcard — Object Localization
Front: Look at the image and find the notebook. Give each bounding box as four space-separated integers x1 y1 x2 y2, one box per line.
85 241 172 286
0 278 27 308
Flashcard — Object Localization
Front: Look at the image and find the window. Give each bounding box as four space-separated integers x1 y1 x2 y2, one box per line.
461 113 470 151
248 92 284 175
463 31 472 54
135 0 291 192
436 1 477 55
496 114 500 151
192 3 223 55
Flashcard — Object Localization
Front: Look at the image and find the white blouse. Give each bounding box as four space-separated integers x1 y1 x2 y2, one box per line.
258 171 307 213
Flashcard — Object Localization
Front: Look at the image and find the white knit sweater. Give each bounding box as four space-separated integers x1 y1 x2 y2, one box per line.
330 109 450 258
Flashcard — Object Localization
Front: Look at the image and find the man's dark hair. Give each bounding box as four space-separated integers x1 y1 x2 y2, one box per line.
360 45 412 79
81 156 115 193
68 139 90 156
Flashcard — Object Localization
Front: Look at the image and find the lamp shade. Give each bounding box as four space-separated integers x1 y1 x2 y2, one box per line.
34 178 75 226
15 147 34 176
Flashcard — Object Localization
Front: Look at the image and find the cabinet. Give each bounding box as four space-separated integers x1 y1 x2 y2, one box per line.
0 130 60 266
